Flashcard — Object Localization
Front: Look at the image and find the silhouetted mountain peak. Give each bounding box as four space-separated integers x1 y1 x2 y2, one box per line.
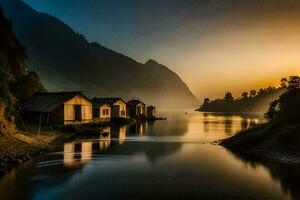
145 59 159 66
0 0 198 108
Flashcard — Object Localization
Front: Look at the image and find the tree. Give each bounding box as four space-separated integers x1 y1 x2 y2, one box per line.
265 100 279 120
250 90 257 97
0 8 45 119
287 76 300 90
241 92 249 99
224 92 234 102
265 76 300 124
0 53 15 112
280 78 288 88
203 98 210 105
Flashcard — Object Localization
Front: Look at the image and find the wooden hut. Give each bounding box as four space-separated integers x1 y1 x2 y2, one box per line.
127 99 146 119
92 103 111 122
146 106 156 118
92 98 127 118
22 91 93 125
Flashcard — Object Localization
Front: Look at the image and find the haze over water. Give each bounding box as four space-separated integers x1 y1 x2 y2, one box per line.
0 112 297 199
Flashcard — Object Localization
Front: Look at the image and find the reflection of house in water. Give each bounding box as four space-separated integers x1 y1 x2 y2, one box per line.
63 142 92 167
81 142 92 163
63 143 75 167
128 122 146 135
63 126 129 167
100 125 127 144
118 126 126 144
64 141 101 167
99 133 111 151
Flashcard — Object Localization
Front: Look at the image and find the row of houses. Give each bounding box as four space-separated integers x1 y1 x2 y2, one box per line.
22 91 156 125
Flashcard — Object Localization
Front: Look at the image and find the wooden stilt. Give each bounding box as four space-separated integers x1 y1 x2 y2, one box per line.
38 112 42 137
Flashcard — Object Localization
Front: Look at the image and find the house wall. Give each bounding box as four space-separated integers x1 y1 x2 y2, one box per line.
112 100 127 118
128 105 136 118
52 105 65 124
64 95 93 124
136 103 146 116
147 107 156 117
99 104 111 122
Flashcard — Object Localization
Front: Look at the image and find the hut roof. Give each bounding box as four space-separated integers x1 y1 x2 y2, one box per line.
94 102 111 108
127 99 145 106
22 91 90 112
147 105 156 109
92 98 125 106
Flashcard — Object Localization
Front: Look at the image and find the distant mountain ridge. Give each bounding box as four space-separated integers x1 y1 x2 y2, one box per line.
0 0 198 108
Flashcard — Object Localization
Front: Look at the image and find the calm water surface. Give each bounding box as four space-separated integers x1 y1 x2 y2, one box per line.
0 112 298 200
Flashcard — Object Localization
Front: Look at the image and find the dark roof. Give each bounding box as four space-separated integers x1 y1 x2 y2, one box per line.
93 102 111 108
127 99 145 106
22 91 90 112
92 97 125 106
147 105 156 109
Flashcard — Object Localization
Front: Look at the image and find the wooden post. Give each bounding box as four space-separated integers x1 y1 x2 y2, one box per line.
38 112 42 137
46 112 50 125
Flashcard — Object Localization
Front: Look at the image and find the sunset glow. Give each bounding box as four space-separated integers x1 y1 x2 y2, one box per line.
24 0 300 100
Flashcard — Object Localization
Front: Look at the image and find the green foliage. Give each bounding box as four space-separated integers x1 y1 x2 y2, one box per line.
0 53 15 110
0 7 45 117
266 76 300 125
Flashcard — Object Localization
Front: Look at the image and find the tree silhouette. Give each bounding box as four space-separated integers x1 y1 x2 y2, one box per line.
198 77 284 113
0 7 44 118
241 92 249 99
203 98 210 105
224 92 234 102
281 78 288 88
288 76 300 90
250 90 257 97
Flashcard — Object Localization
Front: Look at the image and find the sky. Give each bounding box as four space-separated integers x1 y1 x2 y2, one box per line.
23 0 300 100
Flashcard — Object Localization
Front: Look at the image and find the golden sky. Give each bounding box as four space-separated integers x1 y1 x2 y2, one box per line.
25 0 300 100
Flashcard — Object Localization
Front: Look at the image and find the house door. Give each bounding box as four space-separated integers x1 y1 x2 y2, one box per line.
74 105 82 121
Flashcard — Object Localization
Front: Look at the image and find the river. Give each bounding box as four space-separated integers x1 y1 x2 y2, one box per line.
0 111 298 200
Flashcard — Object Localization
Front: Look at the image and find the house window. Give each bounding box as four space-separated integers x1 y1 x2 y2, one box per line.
102 109 109 116
121 111 125 116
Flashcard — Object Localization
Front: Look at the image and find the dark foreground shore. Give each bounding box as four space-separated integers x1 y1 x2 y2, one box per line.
0 118 145 178
220 122 300 165
0 129 76 178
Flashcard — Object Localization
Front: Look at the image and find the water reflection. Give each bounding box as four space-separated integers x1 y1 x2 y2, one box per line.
1 112 296 200
61 112 265 168
128 121 146 135
202 113 261 138
227 149 299 200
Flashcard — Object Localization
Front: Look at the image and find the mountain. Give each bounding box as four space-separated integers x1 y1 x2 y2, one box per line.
0 0 198 108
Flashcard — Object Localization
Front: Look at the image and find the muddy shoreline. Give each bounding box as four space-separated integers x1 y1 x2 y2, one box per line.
0 131 76 179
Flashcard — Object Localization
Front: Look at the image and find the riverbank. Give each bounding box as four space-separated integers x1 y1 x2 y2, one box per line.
0 118 140 178
220 122 300 165
0 127 76 178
